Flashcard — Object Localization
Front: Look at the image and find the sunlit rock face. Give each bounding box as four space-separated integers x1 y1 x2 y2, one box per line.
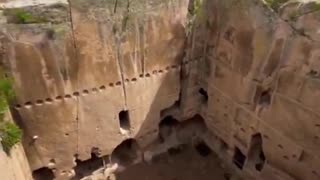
1 0 320 179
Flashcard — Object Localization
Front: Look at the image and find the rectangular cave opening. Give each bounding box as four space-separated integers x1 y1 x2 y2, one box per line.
119 110 130 131
199 88 208 104
233 147 246 170
259 90 271 106
254 86 272 108
255 151 266 171
248 134 266 172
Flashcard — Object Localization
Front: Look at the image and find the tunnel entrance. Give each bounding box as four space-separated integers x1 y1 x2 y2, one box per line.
73 153 106 179
32 167 54 180
111 139 140 167
158 116 179 143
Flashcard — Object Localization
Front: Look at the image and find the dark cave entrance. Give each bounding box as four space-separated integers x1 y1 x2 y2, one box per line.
158 116 179 143
119 110 130 131
233 147 246 170
111 139 140 166
247 134 266 172
73 153 107 179
32 167 54 180
199 88 209 104
194 140 212 157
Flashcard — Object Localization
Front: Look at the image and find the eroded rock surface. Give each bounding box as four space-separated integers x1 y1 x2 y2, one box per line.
1 0 320 180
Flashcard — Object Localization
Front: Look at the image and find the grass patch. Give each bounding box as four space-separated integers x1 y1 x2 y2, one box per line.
289 11 300 21
265 0 320 12
0 122 22 153
4 9 48 24
0 78 15 102
0 78 14 121
0 69 21 154
265 0 289 11
186 0 203 34
310 1 320 11
190 0 202 16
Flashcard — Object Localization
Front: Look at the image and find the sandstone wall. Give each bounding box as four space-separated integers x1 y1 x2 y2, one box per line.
1 0 320 180
1 0 188 179
0 143 33 180
0 112 33 180
191 0 320 180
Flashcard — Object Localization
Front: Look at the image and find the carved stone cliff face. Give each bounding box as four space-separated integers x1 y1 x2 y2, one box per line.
0 0 320 180
1 0 188 179
199 0 320 180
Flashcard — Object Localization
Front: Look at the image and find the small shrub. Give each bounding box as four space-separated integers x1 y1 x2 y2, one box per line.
289 11 300 21
186 0 203 34
190 0 202 16
0 122 22 153
0 78 14 122
0 78 15 102
4 9 48 24
310 1 320 12
0 71 21 153
0 95 7 121
265 0 289 11
15 10 35 23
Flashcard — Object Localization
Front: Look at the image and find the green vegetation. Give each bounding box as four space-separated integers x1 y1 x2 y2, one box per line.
46 25 68 40
0 78 14 121
122 13 130 32
186 0 203 34
286 1 320 21
310 1 320 11
4 9 48 24
0 122 22 153
265 0 320 12
265 0 289 11
191 0 203 16
289 11 300 21
0 78 15 102
0 69 21 154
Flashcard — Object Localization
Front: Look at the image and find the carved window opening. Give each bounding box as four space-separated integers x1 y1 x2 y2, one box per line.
255 151 266 171
233 147 246 170
119 110 130 132
247 134 266 172
199 88 208 104
259 90 271 106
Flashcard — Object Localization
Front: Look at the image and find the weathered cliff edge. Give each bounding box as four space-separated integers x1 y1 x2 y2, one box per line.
0 111 32 180
1 0 320 179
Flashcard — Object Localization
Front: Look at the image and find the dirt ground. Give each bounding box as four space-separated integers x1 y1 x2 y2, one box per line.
115 145 232 180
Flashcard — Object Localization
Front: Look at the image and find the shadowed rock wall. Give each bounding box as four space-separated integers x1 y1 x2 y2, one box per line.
191 0 320 180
